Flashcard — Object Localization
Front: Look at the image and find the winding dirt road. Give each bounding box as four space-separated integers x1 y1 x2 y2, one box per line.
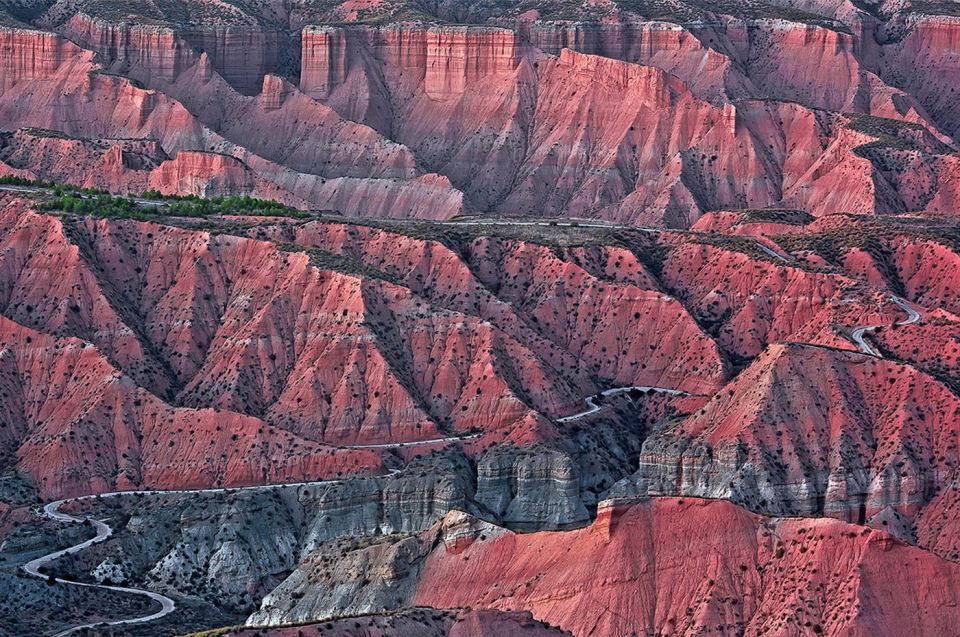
23 501 174 637
557 385 690 423
21 468 422 635
339 433 482 449
23 478 351 636
850 295 922 357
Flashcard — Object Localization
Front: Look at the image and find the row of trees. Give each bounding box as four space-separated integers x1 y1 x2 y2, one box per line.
142 192 307 218
31 187 305 220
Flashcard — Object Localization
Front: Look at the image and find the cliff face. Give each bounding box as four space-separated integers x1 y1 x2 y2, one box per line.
294 21 958 223
61 14 285 94
59 14 195 84
521 19 741 103
5 8 960 223
301 25 519 101
248 498 960 636
619 343 960 525
0 26 90 91
475 447 589 527
878 15 960 139
180 25 284 94
147 150 257 196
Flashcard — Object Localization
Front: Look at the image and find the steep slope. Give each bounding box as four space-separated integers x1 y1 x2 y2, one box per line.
249 498 960 636
624 343 960 523
216 608 572 637
7 8 960 224
659 239 884 360
0 314 384 499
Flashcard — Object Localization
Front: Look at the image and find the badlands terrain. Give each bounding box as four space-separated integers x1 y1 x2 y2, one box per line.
1 0 960 635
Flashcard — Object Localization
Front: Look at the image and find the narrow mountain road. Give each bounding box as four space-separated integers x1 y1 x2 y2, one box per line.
891 295 922 325
753 240 792 262
557 386 690 423
851 295 923 357
340 434 482 449
25 499 182 636
21 469 410 636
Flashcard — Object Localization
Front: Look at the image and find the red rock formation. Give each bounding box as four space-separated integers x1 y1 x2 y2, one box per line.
224 608 571 636
147 150 258 197
521 19 740 103
0 200 616 450
6 8 960 225
874 311 960 387
660 240 874 359
413 499 960 636
633 343 960 522
878 15 960 140
890 237 960 315
255 220 725 395
60 13 284 94
0 314 385 499
0 128 164 192
59 14 196 84
260 498 960 636
0 26 88 91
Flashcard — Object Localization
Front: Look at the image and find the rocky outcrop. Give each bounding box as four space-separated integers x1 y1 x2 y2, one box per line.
300 26 347 99
301 25 519 101
180 25 284 94
248 498 960 636
0 127 166 190
222 608 572 636
60 14 196 84
521 19 742 103
475 447 588 527
61 13 284 94
616 343 960 523
878 15 960 140
0 26 87 91
147 150 257 197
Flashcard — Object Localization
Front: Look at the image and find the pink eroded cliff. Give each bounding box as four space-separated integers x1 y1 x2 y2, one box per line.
633 342 960 522
878 15 960 140
0 314 384 499
0 26 89 91
382 498 960 636
301 24 519 102
60 13 284 94
4 11 960 223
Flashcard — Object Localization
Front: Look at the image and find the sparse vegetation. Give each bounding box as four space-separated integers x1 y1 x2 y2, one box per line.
33 186 307 220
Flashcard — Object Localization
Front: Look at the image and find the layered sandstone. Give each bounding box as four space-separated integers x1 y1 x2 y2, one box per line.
620 343 960 523
222 608 571 636
0 26 87 91
61 13 284 94
249 498 960 636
